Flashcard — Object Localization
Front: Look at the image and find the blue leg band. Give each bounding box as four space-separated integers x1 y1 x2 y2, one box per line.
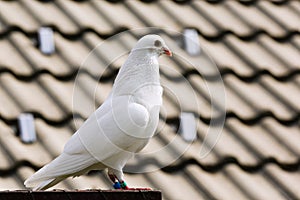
113 182 121 189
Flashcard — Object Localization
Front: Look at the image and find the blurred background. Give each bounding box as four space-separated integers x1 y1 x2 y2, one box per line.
0 0 299 199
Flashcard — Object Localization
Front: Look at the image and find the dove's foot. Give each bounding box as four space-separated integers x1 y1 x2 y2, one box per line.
112 180 127 189
108 169 150 190
112 180 151 190
113 180 129 190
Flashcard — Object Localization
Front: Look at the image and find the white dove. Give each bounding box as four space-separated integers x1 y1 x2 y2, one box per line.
24 34 172 190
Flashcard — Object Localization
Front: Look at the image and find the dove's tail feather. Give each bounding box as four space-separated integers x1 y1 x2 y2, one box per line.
24 152 102 190
33 178 62 191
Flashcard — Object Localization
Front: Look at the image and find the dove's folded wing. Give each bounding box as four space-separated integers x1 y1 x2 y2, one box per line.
66 95 151 169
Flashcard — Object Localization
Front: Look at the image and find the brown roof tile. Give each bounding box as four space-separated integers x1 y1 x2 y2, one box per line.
159 1 219 36
265 165 300 199
224 1 287 36
258 1 300 31
225 76 300 118
9 32 71 74
55 0 112 34
0 121 52 167
125 1 180 29
0 39 33 74
91 0 144 29
193 1 252 36
227 119 298 163
0 1 37 32
20 0 78 34
223 165 283 200
0 74 64 119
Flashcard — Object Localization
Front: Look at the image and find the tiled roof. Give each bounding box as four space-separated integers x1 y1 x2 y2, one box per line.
0 0 300 199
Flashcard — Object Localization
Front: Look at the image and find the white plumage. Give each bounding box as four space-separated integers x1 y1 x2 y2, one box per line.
24 34 172 190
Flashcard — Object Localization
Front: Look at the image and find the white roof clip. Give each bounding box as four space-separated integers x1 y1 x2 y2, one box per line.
180 112 197 142
18 113 36 144
38 27 55 55
183 29 201 56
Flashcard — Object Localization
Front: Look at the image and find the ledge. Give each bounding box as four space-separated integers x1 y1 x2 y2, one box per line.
0 190 162 200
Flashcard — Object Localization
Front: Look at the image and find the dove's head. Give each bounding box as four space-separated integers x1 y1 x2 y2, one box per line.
132 34 172 57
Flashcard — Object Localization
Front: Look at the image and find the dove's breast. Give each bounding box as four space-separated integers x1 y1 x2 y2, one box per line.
131 84 162 140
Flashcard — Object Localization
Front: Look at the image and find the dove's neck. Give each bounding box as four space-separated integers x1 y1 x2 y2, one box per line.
112 50 161 96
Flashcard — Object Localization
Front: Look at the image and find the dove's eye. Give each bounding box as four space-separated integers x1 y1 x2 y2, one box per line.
154 40 162 47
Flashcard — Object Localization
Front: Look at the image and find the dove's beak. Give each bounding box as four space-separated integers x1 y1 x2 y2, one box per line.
162 47 172 57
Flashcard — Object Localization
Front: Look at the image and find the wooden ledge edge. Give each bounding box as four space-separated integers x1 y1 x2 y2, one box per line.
0 189 162 200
